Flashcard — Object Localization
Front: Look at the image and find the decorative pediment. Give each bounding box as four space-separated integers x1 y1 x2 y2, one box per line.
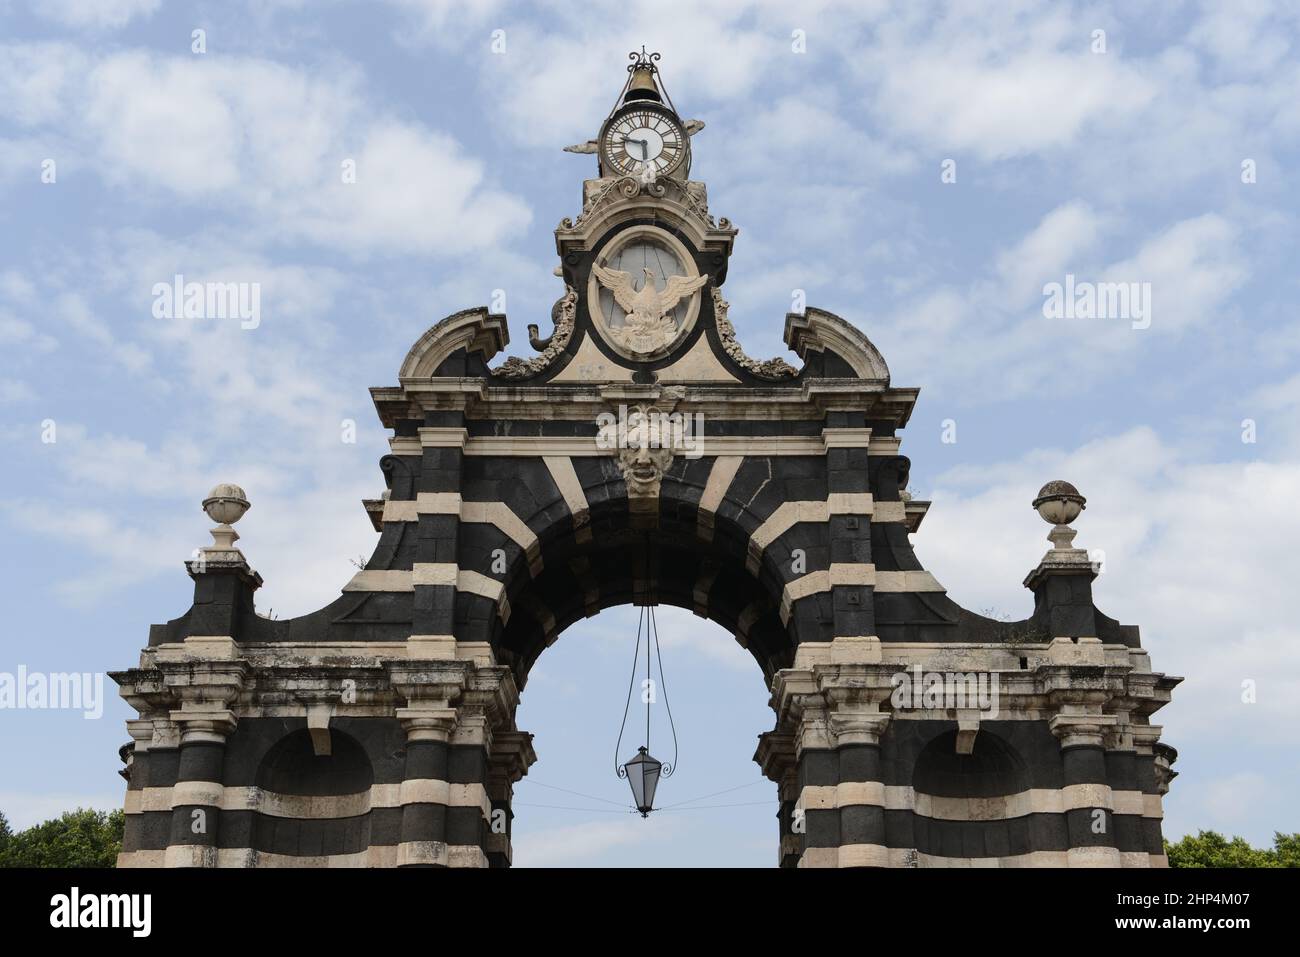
399 307 507 379
784 307 891 383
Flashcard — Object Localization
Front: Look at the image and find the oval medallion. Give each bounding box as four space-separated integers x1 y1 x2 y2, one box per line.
587 225 706 361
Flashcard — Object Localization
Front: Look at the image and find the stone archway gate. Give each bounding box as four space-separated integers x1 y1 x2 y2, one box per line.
111 54 1179 869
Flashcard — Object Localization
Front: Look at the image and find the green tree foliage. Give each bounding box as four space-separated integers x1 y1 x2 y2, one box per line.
1165 830 1300 868
0 808 124 868
1273 832 1300 868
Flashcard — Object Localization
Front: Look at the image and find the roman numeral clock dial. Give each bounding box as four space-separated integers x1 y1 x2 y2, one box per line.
601 109 686 179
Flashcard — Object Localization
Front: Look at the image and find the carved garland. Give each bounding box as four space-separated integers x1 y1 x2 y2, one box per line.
493 286 578 379
711 288 799 378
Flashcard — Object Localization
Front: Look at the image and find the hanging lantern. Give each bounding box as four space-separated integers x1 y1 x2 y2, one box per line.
621 746 662 817
614 554 677 818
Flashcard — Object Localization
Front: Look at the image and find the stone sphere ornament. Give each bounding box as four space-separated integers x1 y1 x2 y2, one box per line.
201 483 251 557
203 483 251 525
1032 480 1086 526
1032 480 1086 551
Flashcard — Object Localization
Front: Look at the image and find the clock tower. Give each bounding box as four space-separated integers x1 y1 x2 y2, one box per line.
521 48 794 381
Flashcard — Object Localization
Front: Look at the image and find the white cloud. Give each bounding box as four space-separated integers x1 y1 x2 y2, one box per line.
85 53 249 194
917 421 1300 748
872 37 1156 160
55 293 151 373
651 606 755 673
30 0 160 30
4 441 380 615
996 200 1107 305
0 136 46 188
0 43 87 125
1161 764 1294 844
2 498 190 603
291 121 532 256
0 378 35 402
0 49 537 258
875 209 1248 400
0 270 38 303
466 2 785 149
0 312 58 352
1101 213 1246 335
1187 1 1294 75
386 0 506 36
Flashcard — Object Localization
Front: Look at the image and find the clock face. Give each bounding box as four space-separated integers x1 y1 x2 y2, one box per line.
602 109 686 178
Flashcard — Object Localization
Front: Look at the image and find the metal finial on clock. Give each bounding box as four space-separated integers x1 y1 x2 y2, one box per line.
628 46 662 74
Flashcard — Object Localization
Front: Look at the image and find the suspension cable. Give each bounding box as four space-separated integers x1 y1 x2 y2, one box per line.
649 603 679 777
516 778 628 808
614 603 645 775
656 778 766 811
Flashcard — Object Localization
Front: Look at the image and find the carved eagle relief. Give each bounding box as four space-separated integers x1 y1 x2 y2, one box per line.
592 263 707 356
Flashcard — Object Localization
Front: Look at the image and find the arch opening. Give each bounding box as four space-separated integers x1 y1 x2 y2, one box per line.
509 604 778 867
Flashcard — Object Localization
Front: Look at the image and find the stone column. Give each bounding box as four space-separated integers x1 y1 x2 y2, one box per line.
112 670 183 868
395 708 459 868
754 731 798 868
387 658 519 869
1110 667 1177 868
165 713 237 867
485 730 538 868
158 657 248 868
788 683 839 864
1049 704 1121 868
825 686 892 868
445 665 520 868
1136 727 1174 868
1102 718 1140 867
389 660 470 868
771 654 894 868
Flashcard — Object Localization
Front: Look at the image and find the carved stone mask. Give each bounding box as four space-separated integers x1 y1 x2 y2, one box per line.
620 441 674 499
614 404 676 501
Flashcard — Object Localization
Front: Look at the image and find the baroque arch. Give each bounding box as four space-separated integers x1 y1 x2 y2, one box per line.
111 51 1179 869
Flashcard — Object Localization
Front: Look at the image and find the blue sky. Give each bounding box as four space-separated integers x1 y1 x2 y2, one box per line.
1 0 1297 866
